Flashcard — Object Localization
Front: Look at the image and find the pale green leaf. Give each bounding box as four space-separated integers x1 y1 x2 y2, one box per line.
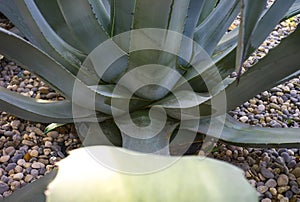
45 146 258 202
44 123 66 134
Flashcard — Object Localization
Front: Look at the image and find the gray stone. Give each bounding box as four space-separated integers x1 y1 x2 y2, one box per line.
265 191 272 199
248 179 256 187
3 131 13 137
278 174 289 186
260 167 274 179
290 89 298 95
290 96 298 103
1 176 9 183
290 180 298 187
39 167 46 175
291 185 300 194
265 178 277 188
0 182 9 194
45 141 52 148
281 152 291 163
288 160 297 168
5 163 16 172
46 92 57 99
31 169 39 177
257 185 268 194
285 190 293 199
31 162 43 169
270 120 281 128
11 154 23 163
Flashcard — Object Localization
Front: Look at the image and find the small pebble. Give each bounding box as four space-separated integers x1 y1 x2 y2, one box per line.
24 174 33 183
239 116 249 123
261 198 271 202
13 173 24 180
0 183 9 194
278 186 290 194
45 141 52 148
22 140 35 147
278 174 289 186
257 185 269 194
270 187 277 195
0 155 10 163
29 150 39 158
260 167 275 179
265 178 277 188
292 167 300 178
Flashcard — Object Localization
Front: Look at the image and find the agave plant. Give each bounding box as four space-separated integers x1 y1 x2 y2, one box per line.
1 0 300 201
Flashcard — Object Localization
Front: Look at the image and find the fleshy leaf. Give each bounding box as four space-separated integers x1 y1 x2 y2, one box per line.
45 146 258 202
187 115 300 147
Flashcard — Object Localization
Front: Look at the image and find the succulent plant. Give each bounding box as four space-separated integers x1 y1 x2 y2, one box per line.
1 0 300 201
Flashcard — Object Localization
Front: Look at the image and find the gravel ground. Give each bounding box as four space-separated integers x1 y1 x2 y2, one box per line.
224 12 300 202
1 3 300 202
0 29 81 198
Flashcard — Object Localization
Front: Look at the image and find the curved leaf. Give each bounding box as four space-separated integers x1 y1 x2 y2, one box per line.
57 0 110 54
213 28 239 61
235 0 267 79
196 0 218 26
0 0 38 44
0 87 109 123
0 28 116 114
183 1 300 93
181 22 300 116
225 24 300 111
76 120 122 147
178 0 205 67
110 0 134 37
44 123 66 134
285 0 300 19
118 109 179 155
33 0 83 50
0 0 89 79
190 115 300 147
88 0 111 34
194 0 240 56
46 146 257 202
126 0 190 100
237 0 296 76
